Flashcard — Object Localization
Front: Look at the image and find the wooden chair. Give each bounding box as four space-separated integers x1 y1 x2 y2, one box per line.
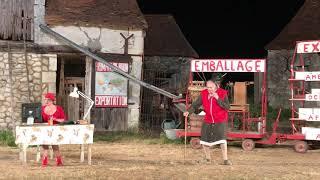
229 82 249 112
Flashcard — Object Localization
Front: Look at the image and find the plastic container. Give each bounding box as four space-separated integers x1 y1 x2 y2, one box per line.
26 111 34 125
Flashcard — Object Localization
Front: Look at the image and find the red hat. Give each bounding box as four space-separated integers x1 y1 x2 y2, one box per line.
45 93 56 101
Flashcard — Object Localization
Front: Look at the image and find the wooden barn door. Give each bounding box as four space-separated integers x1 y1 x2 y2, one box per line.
56 55 85 121
63 77 85 121
92 108 128 131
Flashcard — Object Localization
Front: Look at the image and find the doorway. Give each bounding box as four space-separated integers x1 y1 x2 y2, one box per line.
56 54 86 121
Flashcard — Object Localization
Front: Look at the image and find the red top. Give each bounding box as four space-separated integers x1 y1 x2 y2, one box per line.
41 105 66 124
201 88 228 124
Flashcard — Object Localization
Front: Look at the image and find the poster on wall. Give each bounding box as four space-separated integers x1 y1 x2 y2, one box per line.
95 62 128 107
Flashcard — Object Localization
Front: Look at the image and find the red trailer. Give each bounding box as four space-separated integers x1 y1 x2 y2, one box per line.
176 44 320 152
176 58 271 149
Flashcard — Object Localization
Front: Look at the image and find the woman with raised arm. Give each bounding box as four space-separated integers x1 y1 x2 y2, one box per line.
184 79 232 165
41 92 66 166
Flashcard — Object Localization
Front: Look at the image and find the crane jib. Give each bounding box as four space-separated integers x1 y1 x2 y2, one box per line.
39 24 185 111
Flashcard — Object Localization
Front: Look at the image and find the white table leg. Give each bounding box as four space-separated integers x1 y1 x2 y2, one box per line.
36 145 41 162
22 144 28 164
18 144 23 161
49 146 53 160
88 144 92 165
80 144 85 163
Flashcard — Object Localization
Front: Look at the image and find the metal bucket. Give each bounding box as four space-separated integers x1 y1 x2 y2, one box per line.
164 129 179 140
161 119 181 140
161 119 180 130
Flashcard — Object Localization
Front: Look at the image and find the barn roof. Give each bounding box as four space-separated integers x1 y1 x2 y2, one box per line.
45 0 147 30
265 0 320 50
144 14 199 58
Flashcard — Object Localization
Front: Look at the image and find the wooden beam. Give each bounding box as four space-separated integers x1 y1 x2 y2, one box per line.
85 56 93 123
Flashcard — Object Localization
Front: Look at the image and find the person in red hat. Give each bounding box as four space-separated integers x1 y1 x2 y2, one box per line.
41 92 66 166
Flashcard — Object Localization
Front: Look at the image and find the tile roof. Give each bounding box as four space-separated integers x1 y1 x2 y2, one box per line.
144 14 199 58
265 0 320 50
45 0 147 30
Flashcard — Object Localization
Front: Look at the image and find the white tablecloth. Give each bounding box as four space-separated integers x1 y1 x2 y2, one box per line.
15 124 94 145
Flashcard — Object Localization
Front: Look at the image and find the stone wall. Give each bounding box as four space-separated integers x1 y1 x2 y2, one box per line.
0 51 57 130
267 50 320 108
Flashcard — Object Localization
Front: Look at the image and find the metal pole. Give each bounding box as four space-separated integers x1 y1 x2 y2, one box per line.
184 116 187 164
39 24 180 100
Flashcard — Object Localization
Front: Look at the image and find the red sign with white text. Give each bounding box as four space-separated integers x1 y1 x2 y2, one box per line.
297 40 320 54
191 59 266 72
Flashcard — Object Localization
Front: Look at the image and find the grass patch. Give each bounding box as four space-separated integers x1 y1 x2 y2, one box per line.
159 132 184 145
0 130 16 147
94 131 149 142
94 131 184 145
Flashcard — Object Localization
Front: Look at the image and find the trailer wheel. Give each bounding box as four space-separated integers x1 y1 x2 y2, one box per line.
294 141 308 153
242 139 255 151
190 138 201 149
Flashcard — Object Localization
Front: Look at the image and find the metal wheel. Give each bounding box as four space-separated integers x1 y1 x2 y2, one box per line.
242 139 255 151
294 141 308 153
190 137 201 149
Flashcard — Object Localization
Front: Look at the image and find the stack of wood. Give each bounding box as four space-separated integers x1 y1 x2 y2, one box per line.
188 114 204 132
188 81 205 102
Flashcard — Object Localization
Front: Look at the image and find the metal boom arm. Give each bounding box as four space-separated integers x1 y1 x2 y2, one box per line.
39 24 186 112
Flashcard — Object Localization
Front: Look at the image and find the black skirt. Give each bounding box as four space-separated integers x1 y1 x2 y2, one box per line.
200 122 227 146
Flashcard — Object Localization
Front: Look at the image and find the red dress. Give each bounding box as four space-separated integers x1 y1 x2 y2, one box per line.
41 105 66 124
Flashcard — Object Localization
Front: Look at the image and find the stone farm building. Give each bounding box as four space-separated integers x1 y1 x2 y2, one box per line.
140 14 199 130
265 0 320 108
0 0 147 131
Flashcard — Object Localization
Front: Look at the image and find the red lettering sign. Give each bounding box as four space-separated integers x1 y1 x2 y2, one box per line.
312 42 319 52
191 59 266 72
297 40 320 53
96 62 129 72
95 95 128 107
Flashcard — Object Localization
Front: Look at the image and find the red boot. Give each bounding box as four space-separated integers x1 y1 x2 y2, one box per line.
42 156 48 167
56 156 63 166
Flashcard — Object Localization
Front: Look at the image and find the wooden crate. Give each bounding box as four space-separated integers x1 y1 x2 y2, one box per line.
189 114 204 121
188 81 205 102
190 120 203 128
189 127 201 132
229 104 249 111
189 114 204 131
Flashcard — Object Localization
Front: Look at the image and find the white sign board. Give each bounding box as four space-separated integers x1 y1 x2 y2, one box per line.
297 40 320 53
305 94 320 101
295 71 320 81
305 89 320 101
311 89 320 94
298 108 320 121
302 127 320 140
191 59 266 72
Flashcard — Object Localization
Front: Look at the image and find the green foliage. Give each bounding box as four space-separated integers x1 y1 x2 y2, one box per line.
248 104 291 131
0 130 16 147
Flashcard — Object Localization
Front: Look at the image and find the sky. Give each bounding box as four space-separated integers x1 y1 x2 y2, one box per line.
137 0 305 58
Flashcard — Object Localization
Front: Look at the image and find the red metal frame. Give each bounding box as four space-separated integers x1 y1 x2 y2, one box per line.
178 59 269 141
177 56 310 148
